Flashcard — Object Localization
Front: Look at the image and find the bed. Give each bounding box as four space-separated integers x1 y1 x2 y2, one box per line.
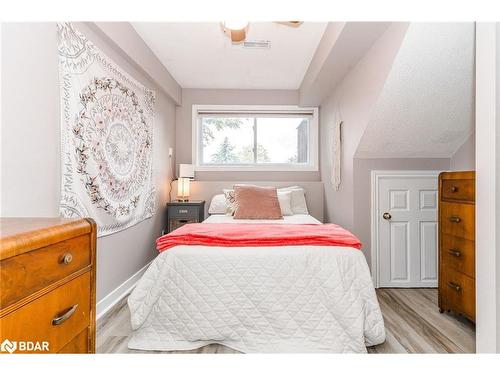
127 207 386 353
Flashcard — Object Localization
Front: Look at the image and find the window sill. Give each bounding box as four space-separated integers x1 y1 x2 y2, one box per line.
194 164 319 172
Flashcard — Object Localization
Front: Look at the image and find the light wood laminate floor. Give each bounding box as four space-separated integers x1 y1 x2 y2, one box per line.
96 288 475 354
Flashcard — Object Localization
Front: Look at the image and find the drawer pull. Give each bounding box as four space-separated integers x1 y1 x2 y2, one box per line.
448 216 461 223
60 252 73 265
447 282 461 292
448 249 462 257
178 209 188 214
52 304 78 326
450 186 458 192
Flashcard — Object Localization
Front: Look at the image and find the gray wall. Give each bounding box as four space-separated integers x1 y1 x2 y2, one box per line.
450 133 476 171
352 158 451 263
91 22 182 105
175 88 320 181
319 23 409 230
1 23 176 301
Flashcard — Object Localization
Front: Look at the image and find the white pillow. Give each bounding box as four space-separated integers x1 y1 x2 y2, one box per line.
277 190 293 216
223 184 253 216
223 189 237 216
278 186 308 214
208 194 228 215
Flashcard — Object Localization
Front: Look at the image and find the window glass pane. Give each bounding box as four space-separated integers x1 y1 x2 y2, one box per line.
256 117 309 164
201 117 254 164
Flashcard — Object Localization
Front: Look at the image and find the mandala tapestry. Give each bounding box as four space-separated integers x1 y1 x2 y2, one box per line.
58 23 156 236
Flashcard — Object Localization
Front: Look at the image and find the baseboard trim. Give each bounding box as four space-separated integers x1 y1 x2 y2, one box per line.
96 261 151 321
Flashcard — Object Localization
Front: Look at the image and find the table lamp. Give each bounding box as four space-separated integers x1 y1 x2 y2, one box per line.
177 164 194 201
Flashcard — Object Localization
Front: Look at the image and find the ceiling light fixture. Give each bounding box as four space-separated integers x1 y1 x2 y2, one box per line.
221 21 304 44
221 21 249 44
223 21 249 30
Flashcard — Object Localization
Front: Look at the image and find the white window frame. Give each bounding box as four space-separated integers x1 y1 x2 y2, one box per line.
192 105 319 172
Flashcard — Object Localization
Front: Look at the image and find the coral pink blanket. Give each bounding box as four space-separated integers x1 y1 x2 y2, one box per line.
156 223 362 252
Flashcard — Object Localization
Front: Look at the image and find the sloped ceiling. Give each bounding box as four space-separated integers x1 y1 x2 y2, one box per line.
300 22 392 106
355 23 475 158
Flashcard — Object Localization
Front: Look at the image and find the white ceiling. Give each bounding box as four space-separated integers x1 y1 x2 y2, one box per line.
132 22 327 90
356 23 475 158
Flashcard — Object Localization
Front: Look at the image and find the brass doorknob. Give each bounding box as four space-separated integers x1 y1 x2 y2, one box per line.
60 252 73 265
383 212 392 220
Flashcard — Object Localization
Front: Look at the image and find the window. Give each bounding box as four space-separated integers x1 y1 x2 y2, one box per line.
192 105 318 171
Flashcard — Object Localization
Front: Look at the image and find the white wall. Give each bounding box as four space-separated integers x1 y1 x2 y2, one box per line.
450 133 476 171
319 23 409 229
0 23 176 301
356 23 475 159
175 88 320 182
475 22 500 354
1 23 60 215
496 22 500 352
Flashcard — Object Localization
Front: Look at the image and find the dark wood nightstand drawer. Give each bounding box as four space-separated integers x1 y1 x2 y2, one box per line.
168 206 200 219
165 201 205 234
169 218 198 232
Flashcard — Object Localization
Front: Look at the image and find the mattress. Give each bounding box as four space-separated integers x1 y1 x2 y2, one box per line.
127 215 386 353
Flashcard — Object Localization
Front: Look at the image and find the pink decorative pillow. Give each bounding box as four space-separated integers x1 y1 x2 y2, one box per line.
233 186 283 220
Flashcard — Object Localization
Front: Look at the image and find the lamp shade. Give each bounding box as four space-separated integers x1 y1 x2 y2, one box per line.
179 164 195 179
177 177 190 201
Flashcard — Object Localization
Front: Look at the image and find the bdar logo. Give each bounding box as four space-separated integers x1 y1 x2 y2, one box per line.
1 339 17 354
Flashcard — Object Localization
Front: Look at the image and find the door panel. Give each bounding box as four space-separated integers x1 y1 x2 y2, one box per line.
420 221 438 281
390 222 410 281
390 190 409 210
377 173 439 288
420 190 437 210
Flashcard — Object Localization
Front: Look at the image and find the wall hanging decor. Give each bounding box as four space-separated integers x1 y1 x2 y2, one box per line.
58 23 156 236
331 121 342 191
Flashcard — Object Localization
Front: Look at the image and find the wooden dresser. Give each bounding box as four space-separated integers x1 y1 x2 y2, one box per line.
438 171 475 322
0 218 96 353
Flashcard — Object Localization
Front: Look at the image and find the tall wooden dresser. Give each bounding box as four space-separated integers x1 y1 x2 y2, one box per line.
0 218 96 353
438 171 475 322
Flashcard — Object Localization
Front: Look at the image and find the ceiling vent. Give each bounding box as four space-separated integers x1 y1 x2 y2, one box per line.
242 40 271 49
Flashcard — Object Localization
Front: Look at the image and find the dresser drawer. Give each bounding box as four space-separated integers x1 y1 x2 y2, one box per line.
441 234 475 278
58 328 89 354
0 272 91 353
440 268 475 321
168 205 200 219
442 178 474 202
440 202 475 240
0 234 91 309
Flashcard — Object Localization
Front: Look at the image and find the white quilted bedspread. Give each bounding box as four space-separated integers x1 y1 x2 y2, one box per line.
127 245 386 353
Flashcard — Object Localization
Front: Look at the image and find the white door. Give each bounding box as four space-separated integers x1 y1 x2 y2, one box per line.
373 171 439 288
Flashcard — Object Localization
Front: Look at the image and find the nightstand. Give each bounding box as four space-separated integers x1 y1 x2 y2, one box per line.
165 200 205 233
